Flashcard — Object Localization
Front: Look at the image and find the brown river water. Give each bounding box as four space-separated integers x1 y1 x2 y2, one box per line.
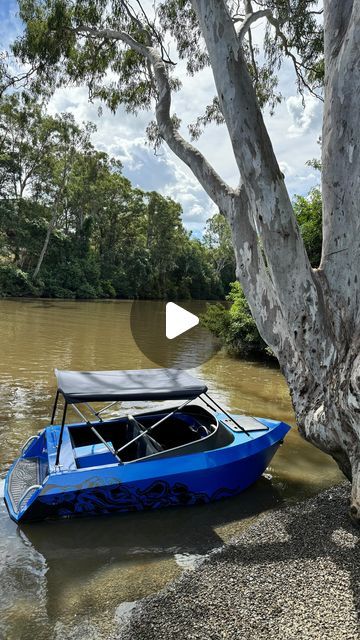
0 299 343 640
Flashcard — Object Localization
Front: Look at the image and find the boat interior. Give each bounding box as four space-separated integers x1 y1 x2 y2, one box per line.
68 404 234 467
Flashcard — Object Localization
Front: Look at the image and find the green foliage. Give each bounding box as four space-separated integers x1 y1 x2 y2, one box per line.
294 187 322 268
201 282 270 358
12 0 324 143
0 92 232 300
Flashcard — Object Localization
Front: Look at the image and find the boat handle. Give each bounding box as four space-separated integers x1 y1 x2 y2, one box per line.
21 434 39 454
17 484 42 512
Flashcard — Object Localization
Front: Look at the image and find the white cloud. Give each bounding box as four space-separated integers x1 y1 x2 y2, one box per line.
2 2 323 231
279 161 295 177
286 95 322 137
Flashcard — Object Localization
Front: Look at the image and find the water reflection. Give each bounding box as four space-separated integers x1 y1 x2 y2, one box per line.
0 299 343 640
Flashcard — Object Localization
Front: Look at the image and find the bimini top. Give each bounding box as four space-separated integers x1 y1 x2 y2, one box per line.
55 368 207 404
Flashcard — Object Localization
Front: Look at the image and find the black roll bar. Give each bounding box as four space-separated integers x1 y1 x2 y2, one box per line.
51 390 59 425
55 400 68 467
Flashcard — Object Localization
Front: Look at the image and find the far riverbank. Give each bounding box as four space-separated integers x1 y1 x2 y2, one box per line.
116 483 359 640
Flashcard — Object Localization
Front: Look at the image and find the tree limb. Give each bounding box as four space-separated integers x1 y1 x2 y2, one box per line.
232 3 323 101
75 24 235 211
265 13 324 102
235 9 271 41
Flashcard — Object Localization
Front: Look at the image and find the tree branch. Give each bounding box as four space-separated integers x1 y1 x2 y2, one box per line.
265 12 324 102
75 24 235 211
75 20 285 352
236 9 271 41
232 3 323 101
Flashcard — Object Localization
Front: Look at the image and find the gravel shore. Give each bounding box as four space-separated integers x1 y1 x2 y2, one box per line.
115 484 359 640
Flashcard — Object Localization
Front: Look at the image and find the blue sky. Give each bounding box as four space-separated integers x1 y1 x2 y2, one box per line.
0 0 323 235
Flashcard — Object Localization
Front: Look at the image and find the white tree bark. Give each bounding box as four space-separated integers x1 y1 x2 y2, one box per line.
33 207 58 279
76 0 360 521
321 0 360 332
190 0 360 522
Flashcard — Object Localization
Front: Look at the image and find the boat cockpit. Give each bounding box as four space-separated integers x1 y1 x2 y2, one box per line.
67 404 225 467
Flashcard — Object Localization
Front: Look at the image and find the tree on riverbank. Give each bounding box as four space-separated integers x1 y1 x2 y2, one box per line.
12 0 360 520
0 94 229 299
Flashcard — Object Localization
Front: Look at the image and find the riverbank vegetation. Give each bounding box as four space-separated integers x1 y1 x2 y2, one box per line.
0 94 235 300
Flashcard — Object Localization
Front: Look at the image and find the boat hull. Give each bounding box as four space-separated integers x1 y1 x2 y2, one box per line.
4 417 290 523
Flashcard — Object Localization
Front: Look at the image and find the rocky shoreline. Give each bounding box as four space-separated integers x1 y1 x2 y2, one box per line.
114 484 359 640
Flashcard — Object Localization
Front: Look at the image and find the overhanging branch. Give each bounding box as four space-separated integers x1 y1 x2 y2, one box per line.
231 2 324 102
235 9 271 41
75 24 236 211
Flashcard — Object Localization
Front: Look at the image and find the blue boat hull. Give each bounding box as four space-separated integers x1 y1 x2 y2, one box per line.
4 416 290 523
24 446 281 521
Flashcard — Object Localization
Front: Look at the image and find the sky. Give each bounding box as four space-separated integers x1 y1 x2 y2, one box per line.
0 0 323 236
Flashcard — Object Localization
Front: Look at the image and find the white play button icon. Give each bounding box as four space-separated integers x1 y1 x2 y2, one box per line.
166 302 199 339
130 300 220 368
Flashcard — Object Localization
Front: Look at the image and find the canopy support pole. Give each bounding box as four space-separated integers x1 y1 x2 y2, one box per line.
50 390 59 425
55 401 68 467
84 402 104 422
116 397 195 457
96 401 120 416
70 403 123 464
203 393 252 438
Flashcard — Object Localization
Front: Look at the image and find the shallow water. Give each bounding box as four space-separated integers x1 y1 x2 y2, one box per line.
0 299 343 640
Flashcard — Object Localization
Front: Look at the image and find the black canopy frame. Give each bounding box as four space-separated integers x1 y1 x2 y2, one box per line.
51 369 253 467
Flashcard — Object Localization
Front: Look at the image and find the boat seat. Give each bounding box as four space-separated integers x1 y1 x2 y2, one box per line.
75 442 116 468
150 415 208 450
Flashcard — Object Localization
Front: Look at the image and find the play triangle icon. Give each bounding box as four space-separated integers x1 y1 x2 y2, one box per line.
165 302 199 340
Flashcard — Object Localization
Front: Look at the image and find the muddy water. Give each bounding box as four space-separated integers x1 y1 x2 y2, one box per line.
0 299 343 640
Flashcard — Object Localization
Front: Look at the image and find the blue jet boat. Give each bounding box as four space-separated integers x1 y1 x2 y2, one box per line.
4 368 291 523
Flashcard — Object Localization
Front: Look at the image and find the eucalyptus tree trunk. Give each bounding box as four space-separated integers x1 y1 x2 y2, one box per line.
190 0 360 521
74 0 360 520
33 164 68 280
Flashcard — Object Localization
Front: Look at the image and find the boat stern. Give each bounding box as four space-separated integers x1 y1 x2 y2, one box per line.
4 430 49 523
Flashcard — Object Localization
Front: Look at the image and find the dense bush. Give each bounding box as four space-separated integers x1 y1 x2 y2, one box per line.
201 282 271 358
0 264 39 297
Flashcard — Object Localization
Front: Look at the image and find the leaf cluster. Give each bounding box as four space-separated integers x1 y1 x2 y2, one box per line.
11 0 324 141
